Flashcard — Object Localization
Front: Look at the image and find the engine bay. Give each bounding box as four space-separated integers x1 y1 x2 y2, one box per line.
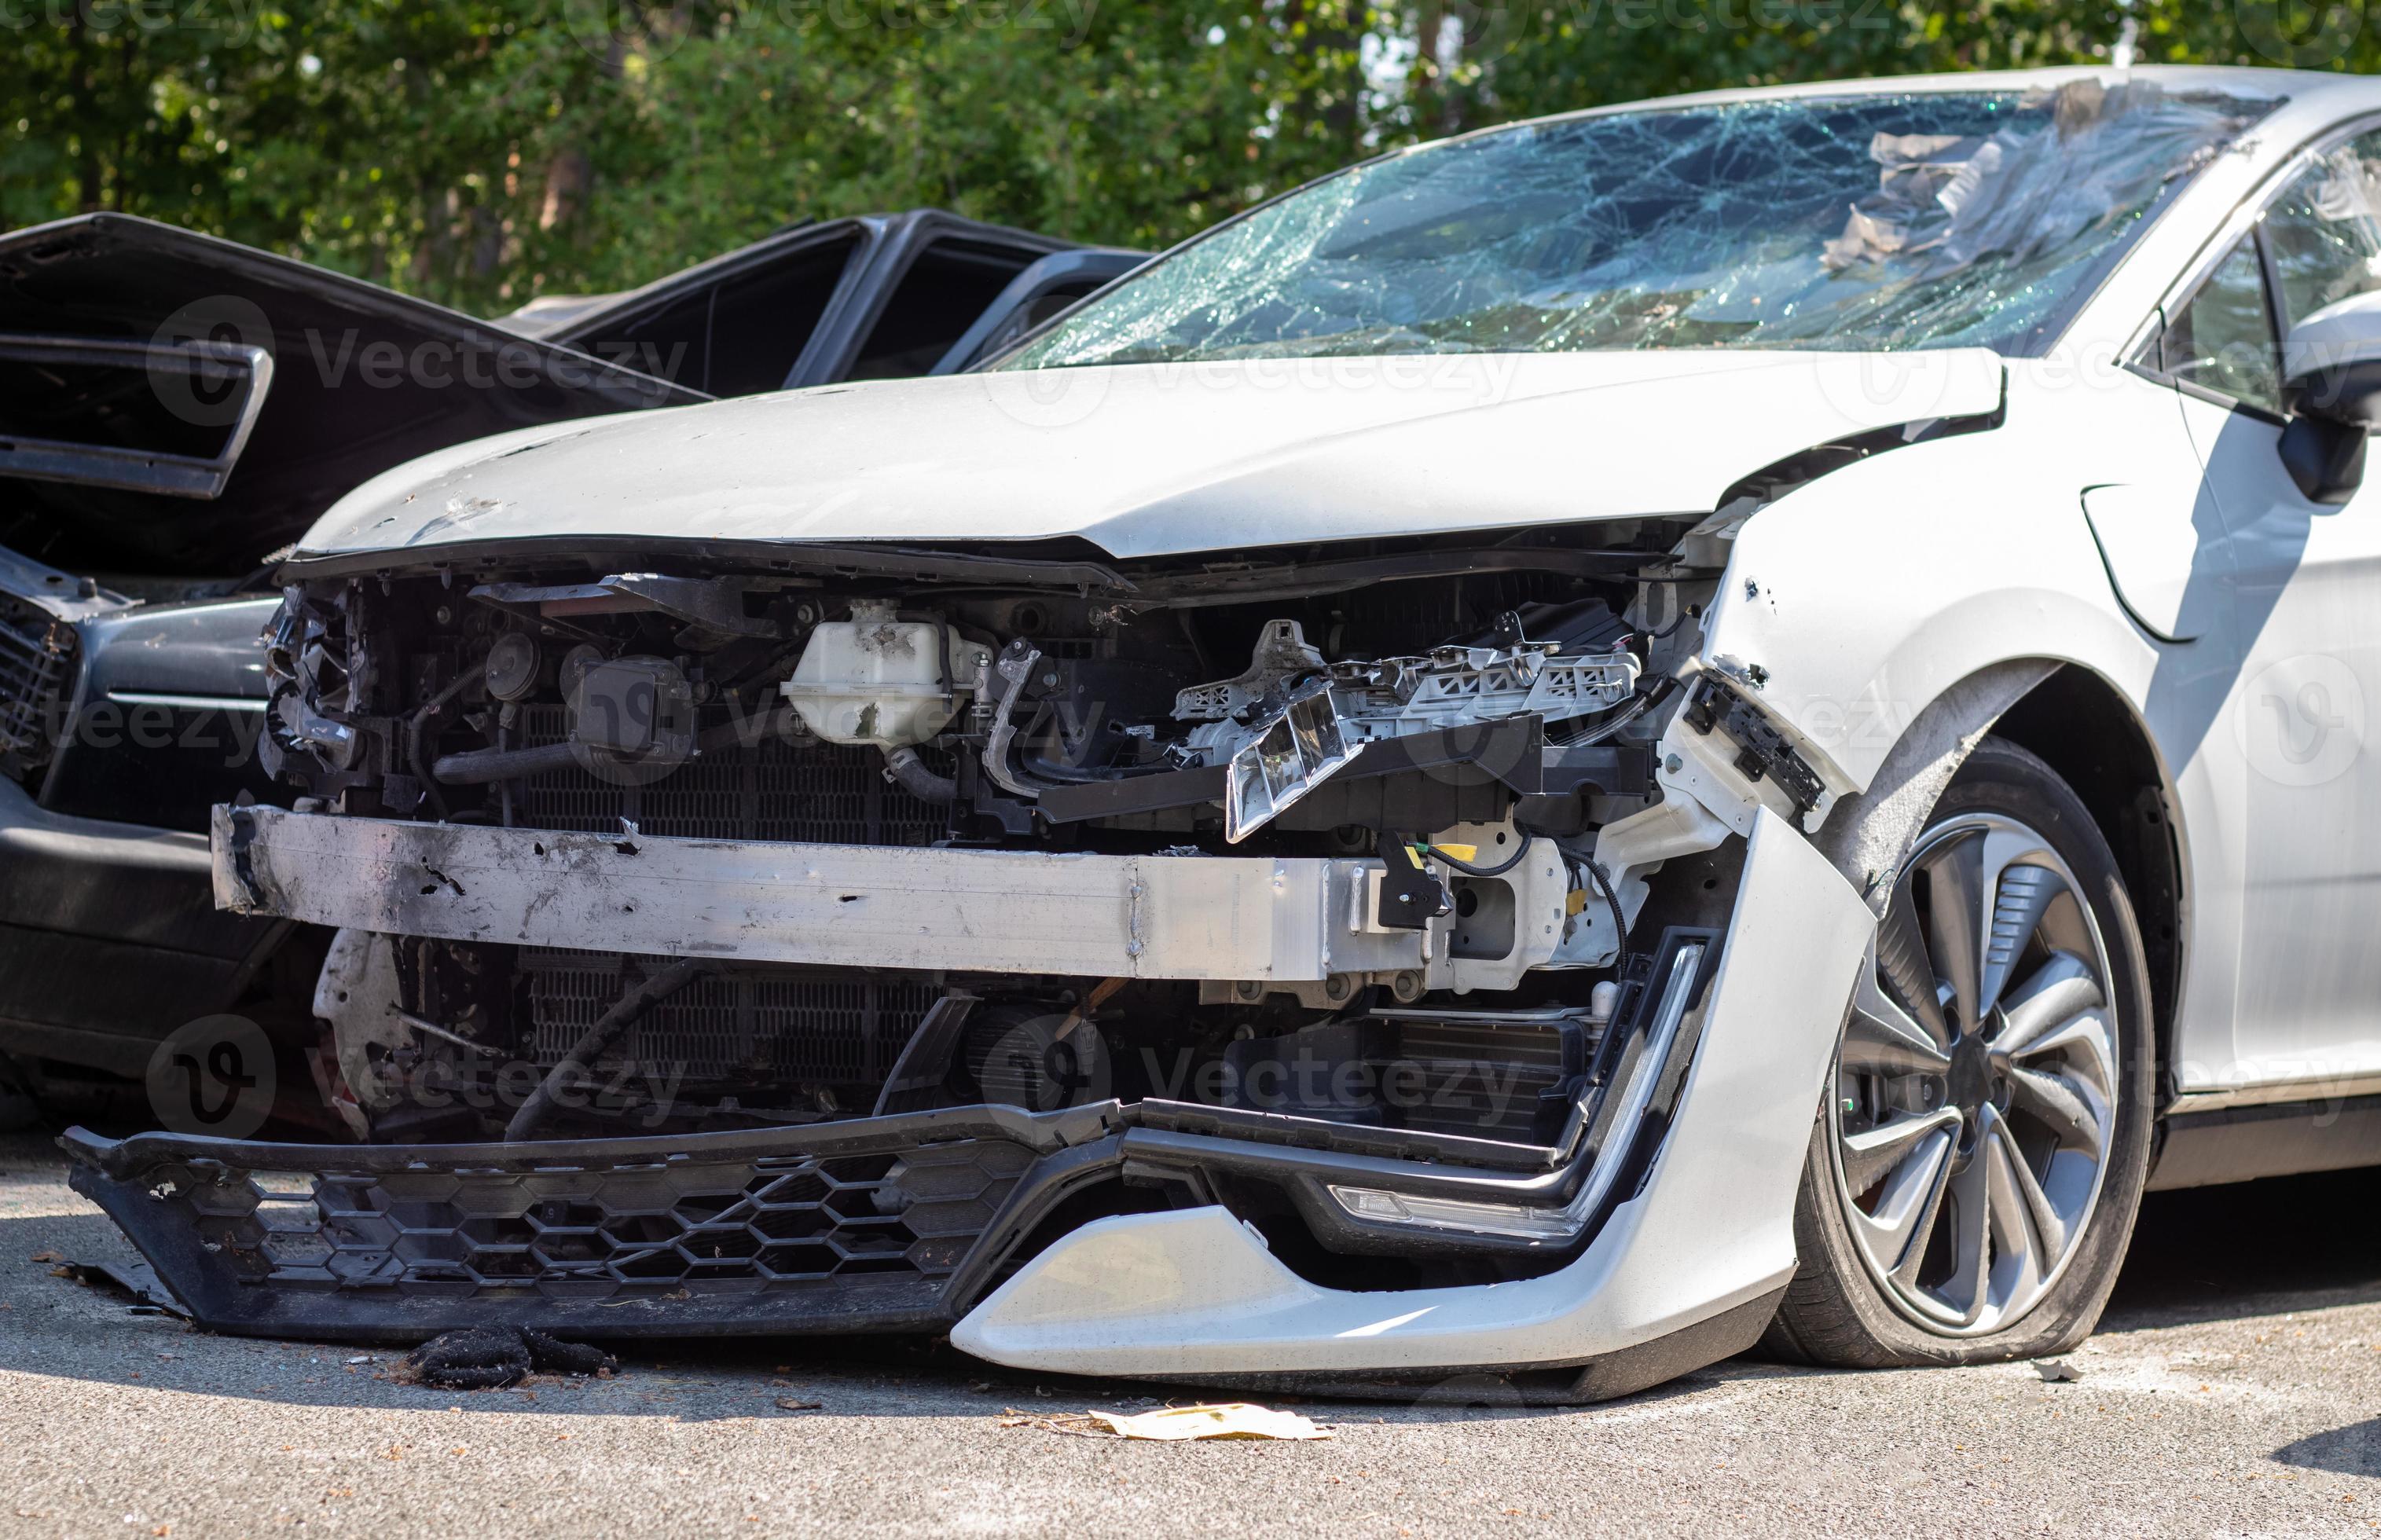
253 526 1726 1161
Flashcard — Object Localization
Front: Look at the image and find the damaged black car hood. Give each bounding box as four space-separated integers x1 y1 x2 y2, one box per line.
0 213 703 578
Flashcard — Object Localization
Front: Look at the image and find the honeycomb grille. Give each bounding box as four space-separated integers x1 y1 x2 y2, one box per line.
512 702 946 845
516 949 943 1087
145 1138 1036 1301
0 598 72 779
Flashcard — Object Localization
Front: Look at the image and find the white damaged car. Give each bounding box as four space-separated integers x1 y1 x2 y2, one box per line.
68 64 2381 1399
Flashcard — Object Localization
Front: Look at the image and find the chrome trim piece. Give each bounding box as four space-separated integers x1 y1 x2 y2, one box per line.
106 691 269 713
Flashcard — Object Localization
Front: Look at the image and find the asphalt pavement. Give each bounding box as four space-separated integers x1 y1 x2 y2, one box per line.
2 1131 2376 1538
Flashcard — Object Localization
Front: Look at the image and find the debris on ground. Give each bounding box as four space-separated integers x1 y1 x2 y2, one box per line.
773 1397 824 1412
2034 1358 2083 1383
394 1328 618 1391
50 1258 189 1318
1002 1402 1332 1441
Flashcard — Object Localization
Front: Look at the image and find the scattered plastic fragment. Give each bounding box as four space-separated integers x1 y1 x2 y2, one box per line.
397 1327 617 1391
773 1397 823 1412
52 1257 189 1317
2035 1358 2082 1382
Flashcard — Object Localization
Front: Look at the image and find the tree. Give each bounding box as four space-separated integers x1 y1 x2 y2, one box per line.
0 0 2358 313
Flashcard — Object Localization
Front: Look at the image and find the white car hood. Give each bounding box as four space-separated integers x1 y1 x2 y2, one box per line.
299 349 2005 563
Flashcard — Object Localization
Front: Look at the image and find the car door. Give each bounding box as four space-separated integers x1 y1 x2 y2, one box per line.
2158 124 2381 1095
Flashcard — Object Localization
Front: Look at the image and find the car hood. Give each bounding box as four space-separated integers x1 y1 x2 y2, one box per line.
299 348 2005 563
0 213 703 579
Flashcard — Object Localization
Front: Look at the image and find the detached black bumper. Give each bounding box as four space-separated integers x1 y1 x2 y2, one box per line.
61 1105 1126 1342
64 1075 1655 1344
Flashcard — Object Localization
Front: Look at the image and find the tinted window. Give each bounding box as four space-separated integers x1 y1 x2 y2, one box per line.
560 233 860 397
849 238 1036 380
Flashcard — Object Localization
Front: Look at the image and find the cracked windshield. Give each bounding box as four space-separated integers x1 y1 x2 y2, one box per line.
1007 81 2276 366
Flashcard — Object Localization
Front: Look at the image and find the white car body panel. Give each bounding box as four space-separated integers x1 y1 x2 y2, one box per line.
296 349 2004 560
954 808 1873 1375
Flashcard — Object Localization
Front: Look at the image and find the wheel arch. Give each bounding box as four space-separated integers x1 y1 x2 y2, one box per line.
1988 662 2188 1103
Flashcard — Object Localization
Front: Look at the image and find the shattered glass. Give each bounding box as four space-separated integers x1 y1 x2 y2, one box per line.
1006 82 2276 367
2262 128 2381 330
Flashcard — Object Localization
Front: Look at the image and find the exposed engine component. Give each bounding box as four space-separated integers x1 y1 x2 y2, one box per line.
1176 616 1642 839
778 598 985 749
253 529 1714 1155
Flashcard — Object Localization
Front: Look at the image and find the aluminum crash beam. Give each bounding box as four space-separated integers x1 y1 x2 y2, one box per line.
211 804 1466 982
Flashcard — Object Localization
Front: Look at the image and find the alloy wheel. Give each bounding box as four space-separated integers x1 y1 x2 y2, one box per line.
1829 812 2119 1336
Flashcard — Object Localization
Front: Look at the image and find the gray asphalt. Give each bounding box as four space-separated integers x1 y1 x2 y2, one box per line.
2 1131 2376 1538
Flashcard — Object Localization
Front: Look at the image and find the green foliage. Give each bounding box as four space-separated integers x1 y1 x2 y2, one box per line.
0 0 2361 314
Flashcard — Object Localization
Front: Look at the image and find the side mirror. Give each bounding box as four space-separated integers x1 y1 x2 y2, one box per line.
2280 292 2381 504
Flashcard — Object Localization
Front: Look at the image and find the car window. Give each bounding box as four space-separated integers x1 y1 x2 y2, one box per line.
847 238 1036 381
2263 128 2381 332
2160 234 2283 412
558 232 861 398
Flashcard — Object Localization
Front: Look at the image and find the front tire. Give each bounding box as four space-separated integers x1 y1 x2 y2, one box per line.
1763 738 2156 1367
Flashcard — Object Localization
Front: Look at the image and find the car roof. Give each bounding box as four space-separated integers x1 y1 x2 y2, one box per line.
1482 64 2374 129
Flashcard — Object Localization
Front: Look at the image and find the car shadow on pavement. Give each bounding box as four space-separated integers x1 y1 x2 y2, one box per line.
5 1131 2378 1422
2274 1420 2381 1478
2100 1164 2381 1332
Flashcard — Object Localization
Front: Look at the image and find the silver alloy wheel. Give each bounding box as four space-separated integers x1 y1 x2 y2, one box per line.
1828 812 2119 1336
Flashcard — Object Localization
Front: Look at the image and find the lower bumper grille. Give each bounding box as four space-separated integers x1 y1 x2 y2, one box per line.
64 1109 1120 1340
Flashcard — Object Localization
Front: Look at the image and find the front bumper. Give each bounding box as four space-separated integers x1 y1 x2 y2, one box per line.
64 1104 1126 1341
954 812 1873 1389
94 807 1870 1395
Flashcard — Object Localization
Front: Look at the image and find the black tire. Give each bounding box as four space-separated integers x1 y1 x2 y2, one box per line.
1761 737 2157 1368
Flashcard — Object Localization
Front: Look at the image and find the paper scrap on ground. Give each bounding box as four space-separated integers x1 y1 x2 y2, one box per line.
1083 1402 1333 1441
